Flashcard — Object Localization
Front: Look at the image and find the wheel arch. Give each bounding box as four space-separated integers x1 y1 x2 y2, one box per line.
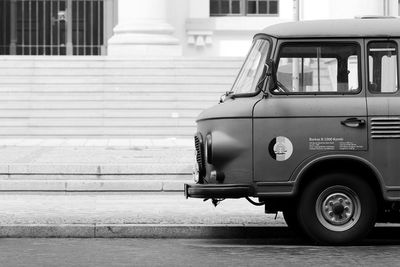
292 155 386 202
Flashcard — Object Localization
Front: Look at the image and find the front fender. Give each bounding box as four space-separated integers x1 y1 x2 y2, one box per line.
291 154 386 199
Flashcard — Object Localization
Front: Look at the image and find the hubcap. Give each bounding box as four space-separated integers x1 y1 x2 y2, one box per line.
315 186 361 232
321 193 354 226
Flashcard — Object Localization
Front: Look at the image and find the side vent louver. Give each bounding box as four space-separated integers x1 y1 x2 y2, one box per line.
371 117 400 139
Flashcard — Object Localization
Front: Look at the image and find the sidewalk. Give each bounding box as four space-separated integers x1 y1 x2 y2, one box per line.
0 139 288 239
0 192 287 238
0 138 193 192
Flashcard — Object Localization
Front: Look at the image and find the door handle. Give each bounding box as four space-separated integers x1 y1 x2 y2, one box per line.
341 118 366 128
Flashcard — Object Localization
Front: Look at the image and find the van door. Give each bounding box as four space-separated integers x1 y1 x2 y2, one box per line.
253 40 367 189
365 40 400 190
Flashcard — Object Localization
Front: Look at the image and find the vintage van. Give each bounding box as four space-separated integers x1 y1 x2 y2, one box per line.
184 18 400 245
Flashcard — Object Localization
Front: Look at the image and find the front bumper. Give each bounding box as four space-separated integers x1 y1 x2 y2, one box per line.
184 183 252 199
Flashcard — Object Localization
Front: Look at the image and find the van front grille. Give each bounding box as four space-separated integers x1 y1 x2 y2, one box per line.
371 117 400 139
194 133 205 175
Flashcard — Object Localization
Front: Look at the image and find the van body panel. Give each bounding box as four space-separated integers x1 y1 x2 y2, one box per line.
197 117 254 185
185 19 400 245
253 96 367 182
196 97 260 122
259 19 400 39
196 97 260 185
366 38 400 187
289 153 387 195
188 19 400 202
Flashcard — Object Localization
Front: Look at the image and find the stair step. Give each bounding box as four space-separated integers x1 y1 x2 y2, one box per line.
0 68 239 77
0 127 197 137
0 92 221 102
0 101 216 110
0 57 242 137
0 118 196 127
0 84 230 93
0 109 203 118
0 76 235 84
0 57 243 68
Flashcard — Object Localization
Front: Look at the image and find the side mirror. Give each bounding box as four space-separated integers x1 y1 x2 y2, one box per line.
265 59 277 91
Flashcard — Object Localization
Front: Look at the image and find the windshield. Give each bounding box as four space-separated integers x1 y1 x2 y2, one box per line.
230 39 271 95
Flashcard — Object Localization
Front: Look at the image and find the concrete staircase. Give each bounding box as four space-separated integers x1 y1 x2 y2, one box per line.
0 56 242 138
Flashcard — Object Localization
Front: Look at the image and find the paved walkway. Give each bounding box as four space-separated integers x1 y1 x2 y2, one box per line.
0 193 283 225
0 192 395 239
0 138 193 167
0 192 286 238
0 138 194 191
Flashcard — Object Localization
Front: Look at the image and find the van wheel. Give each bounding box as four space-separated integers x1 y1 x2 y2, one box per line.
282 206 302 232
297 173 377 245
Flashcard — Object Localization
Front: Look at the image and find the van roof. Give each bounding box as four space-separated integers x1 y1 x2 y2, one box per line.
258 18 400 39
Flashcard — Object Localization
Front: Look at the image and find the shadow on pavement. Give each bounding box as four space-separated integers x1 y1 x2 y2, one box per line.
210 225 400 246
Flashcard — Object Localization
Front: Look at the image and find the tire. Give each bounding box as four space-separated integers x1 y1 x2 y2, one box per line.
282 205 302 233
297 173 377 245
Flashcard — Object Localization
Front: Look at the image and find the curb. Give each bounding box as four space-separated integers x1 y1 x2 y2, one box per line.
0 164 193 175
0 224 294 238
0 164 193 192
0 179 192 192
0 224 399 239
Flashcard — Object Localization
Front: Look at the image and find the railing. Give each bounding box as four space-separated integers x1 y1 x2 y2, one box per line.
0 0 12 55
0 0 105 55
72 0 104 55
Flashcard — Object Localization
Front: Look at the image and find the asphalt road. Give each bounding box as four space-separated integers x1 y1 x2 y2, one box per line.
2 235 400 267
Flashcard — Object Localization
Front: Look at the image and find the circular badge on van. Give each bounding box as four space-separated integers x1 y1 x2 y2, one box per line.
269 136 293 161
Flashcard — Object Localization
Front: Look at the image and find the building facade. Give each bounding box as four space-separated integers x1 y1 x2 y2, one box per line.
1 0 399 58
0 0 398 139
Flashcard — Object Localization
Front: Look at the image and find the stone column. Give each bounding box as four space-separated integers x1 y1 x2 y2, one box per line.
388 0 399 16
108 0 181 57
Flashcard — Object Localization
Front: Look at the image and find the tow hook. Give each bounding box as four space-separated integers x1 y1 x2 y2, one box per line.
203 198 225 207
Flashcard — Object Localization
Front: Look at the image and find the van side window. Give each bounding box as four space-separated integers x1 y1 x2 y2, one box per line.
368 42 398 94
274 43 360 94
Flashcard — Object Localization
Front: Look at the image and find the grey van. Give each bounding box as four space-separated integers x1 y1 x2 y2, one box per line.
184 18 400 245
